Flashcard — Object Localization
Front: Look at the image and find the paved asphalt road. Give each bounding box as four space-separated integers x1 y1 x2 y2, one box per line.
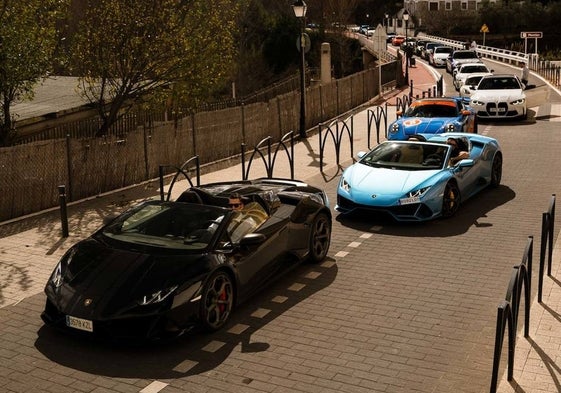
1 56 561 393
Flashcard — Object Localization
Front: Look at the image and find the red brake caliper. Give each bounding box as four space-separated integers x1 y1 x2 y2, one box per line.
218 282 226 313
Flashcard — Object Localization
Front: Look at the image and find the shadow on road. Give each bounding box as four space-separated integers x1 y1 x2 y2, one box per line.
336 185 516 237
33 260 338 379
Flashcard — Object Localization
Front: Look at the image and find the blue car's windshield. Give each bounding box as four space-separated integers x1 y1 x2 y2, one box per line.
360 142 449 170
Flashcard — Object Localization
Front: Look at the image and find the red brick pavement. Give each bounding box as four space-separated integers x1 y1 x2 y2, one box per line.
1 57 561 393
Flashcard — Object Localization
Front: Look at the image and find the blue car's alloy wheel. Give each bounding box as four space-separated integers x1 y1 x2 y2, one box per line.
490 154 502 187
442 182 461 218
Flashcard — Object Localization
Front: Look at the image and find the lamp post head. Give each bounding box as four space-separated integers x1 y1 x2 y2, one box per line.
292 0 307 18
403 9 409 21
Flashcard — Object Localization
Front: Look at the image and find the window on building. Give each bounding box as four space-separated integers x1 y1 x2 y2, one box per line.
445 1 452 11
461 1 468 10
429 2 439 11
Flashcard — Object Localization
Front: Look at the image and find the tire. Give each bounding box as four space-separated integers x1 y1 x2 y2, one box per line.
307 212 331 263
490 153 502 188
441 182 461 218
199 270 234 332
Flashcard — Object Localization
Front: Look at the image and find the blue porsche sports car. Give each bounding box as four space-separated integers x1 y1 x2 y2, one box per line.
336 133 502 221
387 97 477 140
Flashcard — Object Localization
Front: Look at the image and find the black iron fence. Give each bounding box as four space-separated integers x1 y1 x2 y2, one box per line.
490 194 557 392
490 236 533 393
538 194 556 302
241 132 295 181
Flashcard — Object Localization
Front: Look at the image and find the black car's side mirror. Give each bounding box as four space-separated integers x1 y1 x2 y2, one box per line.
239 233 267 247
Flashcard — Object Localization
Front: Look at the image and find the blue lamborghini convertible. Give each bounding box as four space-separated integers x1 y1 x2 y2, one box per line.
336 133 502 221
387 97 477 140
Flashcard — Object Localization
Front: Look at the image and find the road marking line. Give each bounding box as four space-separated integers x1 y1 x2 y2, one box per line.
228 324 250 334
251 308 271 318
172 360 198 373
140 381 168 393
335 251 349 257
360 233 373 239
288 283 306 292
348 241 361 248
202 340 225 353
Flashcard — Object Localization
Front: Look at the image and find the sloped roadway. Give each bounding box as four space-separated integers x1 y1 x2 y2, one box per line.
2 71 561 393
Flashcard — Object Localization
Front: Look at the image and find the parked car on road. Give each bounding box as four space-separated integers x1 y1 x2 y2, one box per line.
392 35 406 46
446 50 481 75
469 74 549 120
453 63 493 90
421 42 440 60
41 178 332 341
429 46 454 67
459 74 489 98
415 40 430 56
336 133 503 221
387 97 477 140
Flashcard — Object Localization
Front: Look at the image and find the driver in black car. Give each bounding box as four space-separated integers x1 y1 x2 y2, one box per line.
227 193 268 242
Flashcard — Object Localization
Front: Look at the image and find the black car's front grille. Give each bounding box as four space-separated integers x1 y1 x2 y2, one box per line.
41 298 188 342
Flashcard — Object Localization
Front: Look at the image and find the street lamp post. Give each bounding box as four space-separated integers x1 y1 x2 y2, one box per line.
293 0 307 139
403 10 409 86
384 13 389 34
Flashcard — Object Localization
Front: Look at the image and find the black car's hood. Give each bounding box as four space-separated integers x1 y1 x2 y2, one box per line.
51 238 211 320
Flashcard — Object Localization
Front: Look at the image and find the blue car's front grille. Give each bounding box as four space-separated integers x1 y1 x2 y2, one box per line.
337 195 435 221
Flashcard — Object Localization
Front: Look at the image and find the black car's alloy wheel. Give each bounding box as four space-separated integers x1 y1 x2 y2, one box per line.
441 182 461 218
308 212 331 263
490 153 502 187
200 271 234 331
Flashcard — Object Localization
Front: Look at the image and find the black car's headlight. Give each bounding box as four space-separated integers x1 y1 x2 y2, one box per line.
407 186 431 198
50 248 77 288
510 98 525 105
138 286 178 306
340 178 351 192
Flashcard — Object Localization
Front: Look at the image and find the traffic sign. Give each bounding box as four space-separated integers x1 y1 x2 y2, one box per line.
480 24 489 33
521 31 542 39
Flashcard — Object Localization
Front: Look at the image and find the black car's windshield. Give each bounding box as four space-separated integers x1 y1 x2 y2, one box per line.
102 201 228 250
360 142 449 170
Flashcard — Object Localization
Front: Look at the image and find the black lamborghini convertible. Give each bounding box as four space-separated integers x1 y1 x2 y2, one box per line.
41 178 332 341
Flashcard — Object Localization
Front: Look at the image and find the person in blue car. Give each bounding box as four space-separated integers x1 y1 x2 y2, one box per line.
446 137 469 165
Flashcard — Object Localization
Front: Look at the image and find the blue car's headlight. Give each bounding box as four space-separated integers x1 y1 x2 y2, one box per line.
390 123 399 133
446 123 456 132
138 286 178 306
407 186 431 198
340 178 351 192
510 98 525 105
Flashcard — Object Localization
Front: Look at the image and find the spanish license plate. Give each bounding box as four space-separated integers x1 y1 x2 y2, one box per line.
399 196 420 205
66 315 93 332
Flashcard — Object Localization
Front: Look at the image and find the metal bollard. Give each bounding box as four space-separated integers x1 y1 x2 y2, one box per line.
58 185 69 237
